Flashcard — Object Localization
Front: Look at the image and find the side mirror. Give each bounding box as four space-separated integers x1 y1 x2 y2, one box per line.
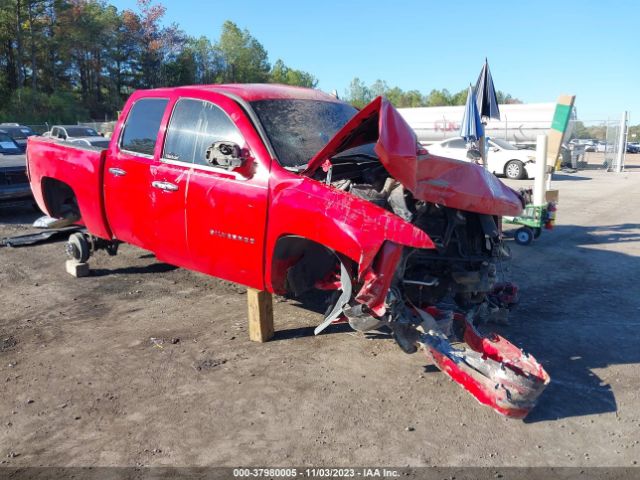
491 147 499 152
205 141 246 170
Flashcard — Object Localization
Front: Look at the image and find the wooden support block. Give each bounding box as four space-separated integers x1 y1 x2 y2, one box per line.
65 260 90 278
247 288 274 342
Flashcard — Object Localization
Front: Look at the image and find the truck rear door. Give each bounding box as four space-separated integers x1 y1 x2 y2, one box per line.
104 95 190 259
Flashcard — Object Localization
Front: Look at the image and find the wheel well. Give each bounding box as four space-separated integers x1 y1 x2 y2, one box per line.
271 235 345 296
41 177 81 219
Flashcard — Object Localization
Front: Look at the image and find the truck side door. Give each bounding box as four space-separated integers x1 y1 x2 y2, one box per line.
104 96 173 250
171 94 271 289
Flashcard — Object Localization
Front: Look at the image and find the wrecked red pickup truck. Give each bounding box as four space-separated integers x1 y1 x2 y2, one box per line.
27 84 549 418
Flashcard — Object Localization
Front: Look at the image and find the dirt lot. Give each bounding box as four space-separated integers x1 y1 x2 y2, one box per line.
1 155 639 468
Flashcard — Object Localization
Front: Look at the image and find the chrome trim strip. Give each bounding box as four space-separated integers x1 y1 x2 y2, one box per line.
160 157 249 181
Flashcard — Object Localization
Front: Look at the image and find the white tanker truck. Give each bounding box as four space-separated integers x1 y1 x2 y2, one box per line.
398 102 576 147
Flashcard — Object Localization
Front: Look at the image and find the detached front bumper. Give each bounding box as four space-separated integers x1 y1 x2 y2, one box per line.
418 307 550 419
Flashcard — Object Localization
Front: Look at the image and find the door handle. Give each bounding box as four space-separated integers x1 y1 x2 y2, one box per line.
151 180 179 192
108 167 127 177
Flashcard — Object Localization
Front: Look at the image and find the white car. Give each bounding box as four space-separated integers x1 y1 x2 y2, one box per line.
48 125 109 148
426 137 537 179
69 137 111 149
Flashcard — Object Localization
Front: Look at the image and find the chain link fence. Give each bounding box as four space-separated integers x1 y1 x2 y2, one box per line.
573 115 628 172
602 118 619 169
603 113 628 172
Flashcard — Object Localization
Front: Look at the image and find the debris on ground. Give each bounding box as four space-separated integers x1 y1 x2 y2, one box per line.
194 358 227 371
32 215 78 229
1 226 84 247
0 336 17 352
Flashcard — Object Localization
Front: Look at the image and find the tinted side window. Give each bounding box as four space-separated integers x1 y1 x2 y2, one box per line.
163 98 243 166
121 98 168 156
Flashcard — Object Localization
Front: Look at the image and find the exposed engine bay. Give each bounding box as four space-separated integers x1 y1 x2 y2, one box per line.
298 150 549 419
312 152 508 316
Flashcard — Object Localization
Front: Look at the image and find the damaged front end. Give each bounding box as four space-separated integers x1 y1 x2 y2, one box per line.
292 96 549 418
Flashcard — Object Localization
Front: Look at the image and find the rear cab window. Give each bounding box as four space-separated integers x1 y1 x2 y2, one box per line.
120 98 169 156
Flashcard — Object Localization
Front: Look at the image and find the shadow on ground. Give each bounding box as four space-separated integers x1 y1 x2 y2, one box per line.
0 201 41 224
272 322 353 341
550 173 592 181
90 262 178 276
501 223 639 423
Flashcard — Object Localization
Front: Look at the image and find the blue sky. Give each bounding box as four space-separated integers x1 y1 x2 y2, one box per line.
110 0 638 123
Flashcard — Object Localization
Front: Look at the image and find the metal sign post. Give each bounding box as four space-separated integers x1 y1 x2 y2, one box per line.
534 135 548 206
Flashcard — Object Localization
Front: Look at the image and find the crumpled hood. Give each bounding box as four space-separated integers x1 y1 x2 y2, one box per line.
305 96 524 217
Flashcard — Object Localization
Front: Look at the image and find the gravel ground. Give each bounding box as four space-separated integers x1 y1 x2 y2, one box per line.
0 155 639 468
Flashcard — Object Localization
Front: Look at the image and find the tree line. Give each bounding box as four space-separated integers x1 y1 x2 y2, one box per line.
0 0 317 123
344 78 522 109
573 120 640 142
1 0 526 125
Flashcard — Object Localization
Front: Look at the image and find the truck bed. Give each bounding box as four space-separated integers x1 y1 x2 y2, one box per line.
27 137 111 239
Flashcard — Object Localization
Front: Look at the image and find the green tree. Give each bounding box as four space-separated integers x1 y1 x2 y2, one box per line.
0 87 88 123
369 79 388 99
269 59 317 88
344 77 371 108
217 20 270 83
402 90 425 107
496 90 522 104
450 88 468 106
189 36 222 84
425 88 452 106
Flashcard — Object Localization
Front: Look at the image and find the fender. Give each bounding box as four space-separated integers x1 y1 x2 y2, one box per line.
263 175 435 294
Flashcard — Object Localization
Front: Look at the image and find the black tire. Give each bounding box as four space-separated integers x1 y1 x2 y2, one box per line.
514 227 534 246
66 232 90 263
505 160 526 180
533 227 542 239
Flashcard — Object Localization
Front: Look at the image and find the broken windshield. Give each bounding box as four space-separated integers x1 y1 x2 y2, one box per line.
250 99 358 168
